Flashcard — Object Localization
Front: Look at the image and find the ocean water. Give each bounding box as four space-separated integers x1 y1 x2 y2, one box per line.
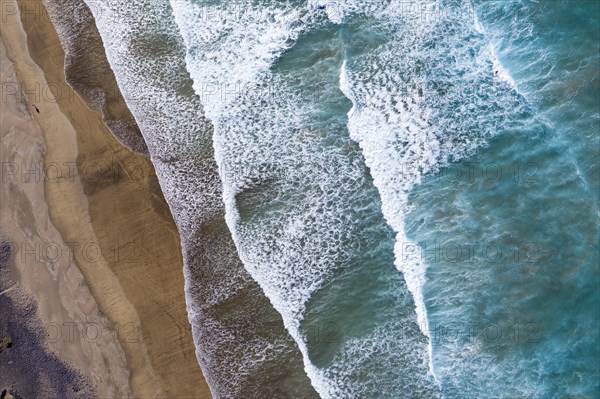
74 0 598 397
403 1 600 397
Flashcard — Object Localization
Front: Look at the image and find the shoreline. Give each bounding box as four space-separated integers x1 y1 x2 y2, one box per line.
1 0 211 397
56 0 321 397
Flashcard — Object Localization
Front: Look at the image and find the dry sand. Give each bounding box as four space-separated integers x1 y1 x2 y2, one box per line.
1 0 211 397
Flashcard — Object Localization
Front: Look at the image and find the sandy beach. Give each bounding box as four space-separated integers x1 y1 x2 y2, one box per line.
0 0 211 397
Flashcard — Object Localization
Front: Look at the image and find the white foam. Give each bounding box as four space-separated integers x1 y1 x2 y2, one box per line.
339 58 438 379
170 0 310 119
472 6 518 91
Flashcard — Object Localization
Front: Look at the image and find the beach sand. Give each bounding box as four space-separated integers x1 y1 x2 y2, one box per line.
0 0 211 397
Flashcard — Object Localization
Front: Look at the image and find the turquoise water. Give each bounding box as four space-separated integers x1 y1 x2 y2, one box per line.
83 0 599 397
404 1 599 397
